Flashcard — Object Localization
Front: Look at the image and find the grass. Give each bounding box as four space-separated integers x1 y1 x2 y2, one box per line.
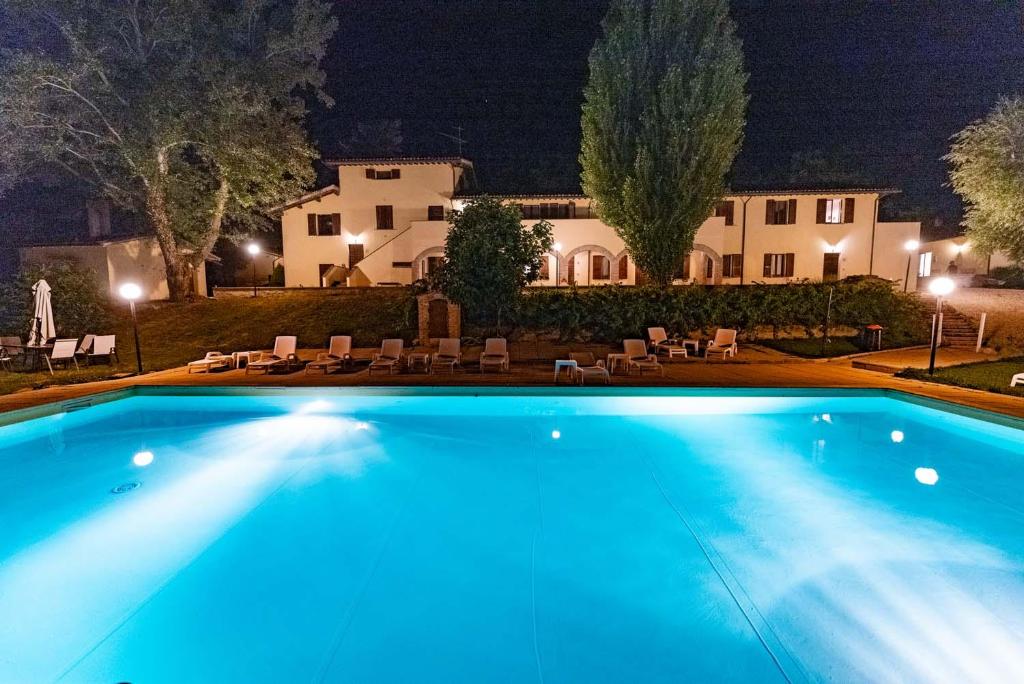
0 290 415 396
899 357 1024 397
759 336 864 358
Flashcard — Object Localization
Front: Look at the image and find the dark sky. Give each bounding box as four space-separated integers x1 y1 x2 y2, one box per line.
313 0 1024 238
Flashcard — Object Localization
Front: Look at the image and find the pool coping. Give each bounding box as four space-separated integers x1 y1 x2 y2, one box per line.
2 384 1022 432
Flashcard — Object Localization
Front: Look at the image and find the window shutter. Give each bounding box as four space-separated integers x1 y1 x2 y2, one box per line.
725 201 734 225
787 199 797 224
763 254 772 277
365 169 375 179
785 253 795 277
567 255 575 284
844 198 855 223
816 199 827 224
592 254 601 277
307 214 316 236
618 255 628 280
332 213 341 235
765 199 775 225
392 169 401 179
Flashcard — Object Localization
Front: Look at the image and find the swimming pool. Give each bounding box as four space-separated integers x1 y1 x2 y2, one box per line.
1 387 1022 683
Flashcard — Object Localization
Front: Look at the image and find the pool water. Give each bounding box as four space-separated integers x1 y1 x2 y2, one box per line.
1 389 1023 683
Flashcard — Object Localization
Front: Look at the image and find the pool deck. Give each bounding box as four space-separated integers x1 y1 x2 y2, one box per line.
2 345 1023 420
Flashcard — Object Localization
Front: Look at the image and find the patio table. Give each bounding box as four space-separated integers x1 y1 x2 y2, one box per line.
606 353 629 375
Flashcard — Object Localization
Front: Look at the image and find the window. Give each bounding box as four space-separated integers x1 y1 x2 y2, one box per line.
816 198 856 224
918 252 933 277
763 253 795 278
307 213 340 236
765 199 797 225
365 168 400 180
592 254 610 280
823 253 840 281
376 205 394 230
722 254 743 278
618 255 629 280
518 203 575 220
705 256 714 279
714 201 735 226
427 205 445 221
539 256 550 280
426 255 444 274
674 255 691 281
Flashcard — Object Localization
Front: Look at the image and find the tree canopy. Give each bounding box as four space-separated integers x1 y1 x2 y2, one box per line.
580 0 748 286
433 196 552 332
947 97 1024 264
0 0 337 299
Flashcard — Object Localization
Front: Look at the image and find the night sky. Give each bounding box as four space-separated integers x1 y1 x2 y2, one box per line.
313 0 1024 238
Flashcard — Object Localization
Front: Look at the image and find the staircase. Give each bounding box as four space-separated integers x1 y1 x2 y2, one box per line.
921 298 979 349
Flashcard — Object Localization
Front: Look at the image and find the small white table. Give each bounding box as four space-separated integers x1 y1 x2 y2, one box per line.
407 352 431 373
606 353 629 375
683 339 700 356
553 359 577 383
232 351 256 369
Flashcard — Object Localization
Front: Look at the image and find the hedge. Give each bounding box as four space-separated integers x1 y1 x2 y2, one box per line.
501 279 929 345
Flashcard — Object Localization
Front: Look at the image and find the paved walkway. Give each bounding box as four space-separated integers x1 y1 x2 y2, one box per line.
850 346 999 371
2 348 1023 421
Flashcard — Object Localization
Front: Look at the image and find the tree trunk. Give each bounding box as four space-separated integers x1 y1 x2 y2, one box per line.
145 154 193 302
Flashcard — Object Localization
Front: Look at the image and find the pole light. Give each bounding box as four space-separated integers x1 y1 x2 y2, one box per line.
903 239 920 293
553 242 563 286
118 282 143 374
246 243 261 297
927 276 955 375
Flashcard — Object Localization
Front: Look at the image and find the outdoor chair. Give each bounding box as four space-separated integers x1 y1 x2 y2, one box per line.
479 338 510 373
0 347 12 372
624 339 663 376
45 339 80 374
306 336 353 374
647 327 688 360
87 335 118 365
246 336 299 374
0 336 23 361
75 334 95 361
369 338 404 374
705 328 739 360
431 338 462 374
569 352 610 385
188 351 232 374
1011 372 1023 388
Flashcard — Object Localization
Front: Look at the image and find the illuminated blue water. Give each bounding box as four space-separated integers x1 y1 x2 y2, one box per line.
1 389 1023 683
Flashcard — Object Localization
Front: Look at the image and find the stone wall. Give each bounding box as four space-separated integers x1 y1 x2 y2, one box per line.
945 287 1024 351
213 286 407 299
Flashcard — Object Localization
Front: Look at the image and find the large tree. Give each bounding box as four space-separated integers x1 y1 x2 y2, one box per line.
947 97 1024 265
433 197 552 332
580 0 748 286
0 0 336 300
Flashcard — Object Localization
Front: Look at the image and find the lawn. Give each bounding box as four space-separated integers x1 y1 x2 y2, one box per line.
0 291 415 395
759 336 864 358
900 357 1024 397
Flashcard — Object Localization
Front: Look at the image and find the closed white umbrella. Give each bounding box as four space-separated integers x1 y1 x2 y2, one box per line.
29 279 56 346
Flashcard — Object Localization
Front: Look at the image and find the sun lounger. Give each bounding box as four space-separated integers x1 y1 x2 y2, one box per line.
1011 372 1023 388
306 336 353 374
479 338 510 372
86 335 118 365
569 352 610 385
369 338 404 374
647 327 687 359
246 336 299 374
705 328 738 360
188 351 232 374
75 334 95 360
431 338 462 374
624 339 663 376
45 338 80 374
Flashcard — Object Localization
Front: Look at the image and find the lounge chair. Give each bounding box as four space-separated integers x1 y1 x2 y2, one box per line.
1011 372 1023 388
246 336 299 374
569 352 610 385
705 328 738 360
431 338 462 374
306 336 353 374
75 334 95 361
45 339 80 374
368 338 404 374
1 336 24 361
647 327 688 360
188 351 232 374
479 338 510 372
87 335 118 365
0 347 12 371
624 339 663 376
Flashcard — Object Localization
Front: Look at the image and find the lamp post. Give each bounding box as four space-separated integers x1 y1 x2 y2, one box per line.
119 282 143 374
553 242 563 286
246 243 261 297
903 239 919 292
927 276 955 375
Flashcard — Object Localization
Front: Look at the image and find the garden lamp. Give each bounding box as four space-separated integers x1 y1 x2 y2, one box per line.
927 276 955 375
246 243 261 297
119 282 143 374
903 239 919 292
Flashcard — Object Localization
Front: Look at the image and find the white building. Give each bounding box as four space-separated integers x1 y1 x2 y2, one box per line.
278 157 922 290
916 236 1014 280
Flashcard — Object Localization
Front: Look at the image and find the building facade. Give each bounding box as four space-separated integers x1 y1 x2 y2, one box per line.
916 236 1014 281
279 157 922 290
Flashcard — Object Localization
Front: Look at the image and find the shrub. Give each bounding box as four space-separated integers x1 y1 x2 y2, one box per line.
498 279 928 345
989 265 1024 288
0 259 112 338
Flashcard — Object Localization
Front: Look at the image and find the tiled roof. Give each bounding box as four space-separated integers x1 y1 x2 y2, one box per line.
270 185 339 213
453 187 901 200
324 156 473 167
